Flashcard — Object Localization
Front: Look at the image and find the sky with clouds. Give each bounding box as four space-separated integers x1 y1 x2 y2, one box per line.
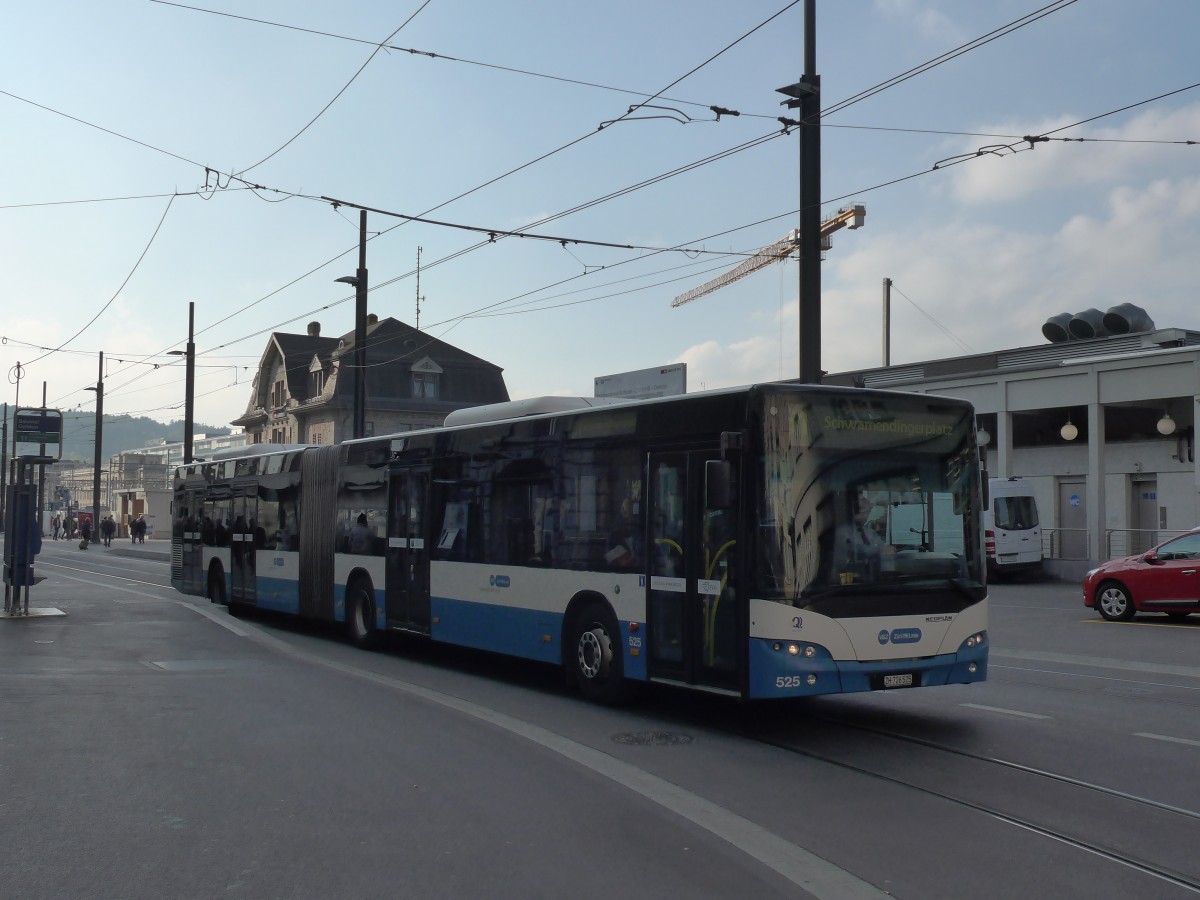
2 0 1197 430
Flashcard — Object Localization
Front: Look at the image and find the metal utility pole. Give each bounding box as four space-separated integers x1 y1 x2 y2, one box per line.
338 210 369 441
184 301 195 464
38 383 47 536
797 0 821 383
415 246 424 331
1 402 8 528
882 277 892 366
775 0 822 383
85 352 104 538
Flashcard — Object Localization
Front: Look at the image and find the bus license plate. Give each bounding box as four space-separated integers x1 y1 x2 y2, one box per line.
883 673 914 688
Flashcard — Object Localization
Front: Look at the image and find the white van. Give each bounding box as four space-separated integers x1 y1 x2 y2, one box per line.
985 477 1043 579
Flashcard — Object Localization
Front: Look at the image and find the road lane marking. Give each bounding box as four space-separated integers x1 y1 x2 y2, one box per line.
961 703 1050 719
39 561 169 592
1082 618 1200 630
1135 733 1200 749
49 569 171 601
992 649 1200 681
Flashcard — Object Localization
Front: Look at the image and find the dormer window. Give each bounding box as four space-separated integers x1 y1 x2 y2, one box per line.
413 371 439 399
307 354 325 399
411 356 443 399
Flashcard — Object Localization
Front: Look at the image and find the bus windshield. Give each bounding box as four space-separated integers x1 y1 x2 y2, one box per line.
756 390 985 614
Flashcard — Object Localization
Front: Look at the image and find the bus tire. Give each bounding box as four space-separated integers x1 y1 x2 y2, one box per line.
1096 581 1135 621
570 601 627 705
345 576 380 650
208 566 227 607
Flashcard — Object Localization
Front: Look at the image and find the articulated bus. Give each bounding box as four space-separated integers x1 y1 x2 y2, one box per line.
171 383 988 703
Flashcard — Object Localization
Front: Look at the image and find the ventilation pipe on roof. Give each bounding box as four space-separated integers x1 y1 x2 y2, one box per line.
1042 312 1073 343
1043 304 1156 342
1068 308 1109 339
1102 302 1155 334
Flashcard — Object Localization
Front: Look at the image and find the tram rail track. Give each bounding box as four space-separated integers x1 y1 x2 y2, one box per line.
731 709 1200 895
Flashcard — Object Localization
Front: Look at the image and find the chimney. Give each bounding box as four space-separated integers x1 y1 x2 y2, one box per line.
367 313 379 325
307 321 321 337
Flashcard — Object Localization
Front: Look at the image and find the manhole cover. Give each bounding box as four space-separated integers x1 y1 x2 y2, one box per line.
611 731 693 747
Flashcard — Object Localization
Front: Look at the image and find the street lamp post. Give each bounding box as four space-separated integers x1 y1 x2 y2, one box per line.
168 301 196 464
336 209 369 441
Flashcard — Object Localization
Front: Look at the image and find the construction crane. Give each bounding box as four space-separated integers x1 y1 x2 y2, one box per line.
672 204 866 308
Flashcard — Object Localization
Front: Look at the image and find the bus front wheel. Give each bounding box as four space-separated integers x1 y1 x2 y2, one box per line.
346 577 380 650
570 602 627 705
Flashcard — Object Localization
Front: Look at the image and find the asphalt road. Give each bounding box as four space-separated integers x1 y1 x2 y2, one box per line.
3 545 1198 899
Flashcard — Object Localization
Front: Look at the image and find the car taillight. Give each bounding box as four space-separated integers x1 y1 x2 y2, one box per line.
984 529 996 558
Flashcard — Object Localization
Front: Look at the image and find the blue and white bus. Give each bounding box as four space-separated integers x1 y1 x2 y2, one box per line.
171 384 988 703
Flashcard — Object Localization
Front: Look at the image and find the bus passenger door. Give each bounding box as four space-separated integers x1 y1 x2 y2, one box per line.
386 468 431 632
647 451 740 691
177 489 205 595
230 490 257 605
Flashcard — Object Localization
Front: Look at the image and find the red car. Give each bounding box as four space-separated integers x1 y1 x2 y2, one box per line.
1084 528 1200 621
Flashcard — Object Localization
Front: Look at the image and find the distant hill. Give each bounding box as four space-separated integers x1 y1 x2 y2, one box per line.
45 412 232 461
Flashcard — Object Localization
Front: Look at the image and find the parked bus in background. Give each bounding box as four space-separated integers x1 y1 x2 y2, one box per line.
984 477 1043 579
171 384 988 703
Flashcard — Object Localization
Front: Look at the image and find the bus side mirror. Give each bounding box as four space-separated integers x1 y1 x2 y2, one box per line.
706 460 732 510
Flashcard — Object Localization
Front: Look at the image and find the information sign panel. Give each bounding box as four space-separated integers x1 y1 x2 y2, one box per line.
13 407 63 460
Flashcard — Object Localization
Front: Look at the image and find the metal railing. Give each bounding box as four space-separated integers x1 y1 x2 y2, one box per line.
1043 527 1194 561
1105 528 1193 559
1041 528 1090 561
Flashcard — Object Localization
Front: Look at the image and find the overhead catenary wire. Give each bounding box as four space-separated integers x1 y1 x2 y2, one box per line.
232 2 432 177
19 1 1196 421
49 70 1199 416
106 75 1198 406
817 0 1080 120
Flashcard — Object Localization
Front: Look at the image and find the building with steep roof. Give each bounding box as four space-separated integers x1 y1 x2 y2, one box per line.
232 316 509 445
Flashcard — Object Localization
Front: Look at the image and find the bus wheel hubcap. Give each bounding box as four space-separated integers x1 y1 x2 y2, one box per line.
578 627 610 680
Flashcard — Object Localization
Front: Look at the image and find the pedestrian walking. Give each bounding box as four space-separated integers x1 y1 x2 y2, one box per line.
101 515 116 547
51 514 61 541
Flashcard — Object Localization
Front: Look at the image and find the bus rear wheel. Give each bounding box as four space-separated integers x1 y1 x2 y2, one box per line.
346 577 380 650
208 568 227 606
570 602 627 705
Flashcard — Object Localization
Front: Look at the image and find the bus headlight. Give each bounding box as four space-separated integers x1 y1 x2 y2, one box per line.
964 631 987 649
782 643 816 658
773 641 818 659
